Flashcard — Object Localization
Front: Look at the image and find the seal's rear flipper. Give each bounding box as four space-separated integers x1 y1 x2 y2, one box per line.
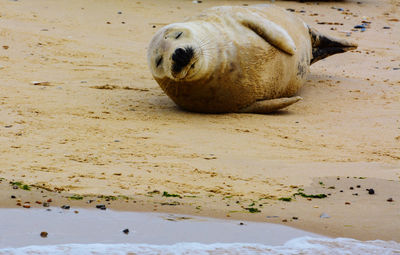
239 96 302 114
309 27 357 64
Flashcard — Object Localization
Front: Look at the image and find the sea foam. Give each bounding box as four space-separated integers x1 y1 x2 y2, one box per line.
0 237 399 255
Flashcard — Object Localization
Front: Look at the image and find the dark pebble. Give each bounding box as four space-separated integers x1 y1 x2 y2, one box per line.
152 25 156 28
337 177 340 180
122 228 129 234
11 195 16 199
340 190 344 192
354 25 365 29
299 10 306 13
393 68 400 70
117 11 122 14
61 205 70 210
350 187 354 190
13 185 18 189
239 222 244 225
4 125 13 128
286 8 295 12
383 26 391 29
356 185 361 188
338 8 344 11
387 198 394 202
40 231 48 238
43 202 50 207
367 188 375 195
352 193 358 196
96 204 106 210
87 199 94 204
292 217 298 220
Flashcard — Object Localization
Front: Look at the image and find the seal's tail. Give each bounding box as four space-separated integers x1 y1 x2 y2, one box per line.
309 27 357 64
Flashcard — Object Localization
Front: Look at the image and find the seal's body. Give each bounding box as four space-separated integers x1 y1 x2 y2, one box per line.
147 5 356 113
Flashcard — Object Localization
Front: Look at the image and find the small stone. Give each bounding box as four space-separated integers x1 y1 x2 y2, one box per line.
114 140 120 142
61 205 70 209
117 11 122 14
23 204 31 208
292 216 298 220
282 219 288 222
16 202 21 206
239 222 244 225
13 185 18 189
31 81 51 86
4 125 12 128
320 213 331 218
340 190 344 192
192 0 202 3
350 187 354 190
383 26 391 29
352 193 358 196
47 198 52 202
356 185 361 188
43 202 49 207
11 195 16 199
354 25 364 29
40 232 48 238
313 205 319 208
387 198 394 202
2 45 9 50
122 228 129 234
367 188 375 195
96 204 106 210
35 201 42 204
74 210 79 214
345 202 351 205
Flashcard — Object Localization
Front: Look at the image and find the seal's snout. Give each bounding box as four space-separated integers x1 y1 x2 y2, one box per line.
172 47 194 74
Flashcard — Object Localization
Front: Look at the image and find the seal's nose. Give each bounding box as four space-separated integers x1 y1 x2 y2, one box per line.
172 47 194 74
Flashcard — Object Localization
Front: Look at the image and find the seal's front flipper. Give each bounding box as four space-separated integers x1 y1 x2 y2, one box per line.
239 96 302 114
309 27 357 64
239 15 296 55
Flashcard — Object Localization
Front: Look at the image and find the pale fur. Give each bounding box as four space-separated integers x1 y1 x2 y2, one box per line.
147 5 312 113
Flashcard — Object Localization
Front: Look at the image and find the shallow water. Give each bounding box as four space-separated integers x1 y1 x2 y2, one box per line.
0 208 399 254
0 208 321 248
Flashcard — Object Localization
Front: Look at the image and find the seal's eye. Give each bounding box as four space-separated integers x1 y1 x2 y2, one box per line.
175 32 183 39
156 56 163 68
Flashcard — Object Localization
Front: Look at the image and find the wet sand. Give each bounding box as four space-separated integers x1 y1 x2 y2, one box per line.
0 0 399 244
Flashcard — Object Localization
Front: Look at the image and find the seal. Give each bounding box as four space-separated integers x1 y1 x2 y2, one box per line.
147 5 357 113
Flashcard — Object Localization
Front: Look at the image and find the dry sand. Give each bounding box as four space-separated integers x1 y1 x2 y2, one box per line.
0 0 399 242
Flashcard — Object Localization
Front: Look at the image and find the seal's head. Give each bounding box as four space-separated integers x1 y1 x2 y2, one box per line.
147 23 211 82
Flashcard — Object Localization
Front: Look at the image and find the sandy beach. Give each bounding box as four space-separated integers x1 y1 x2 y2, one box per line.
0 0 399 245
